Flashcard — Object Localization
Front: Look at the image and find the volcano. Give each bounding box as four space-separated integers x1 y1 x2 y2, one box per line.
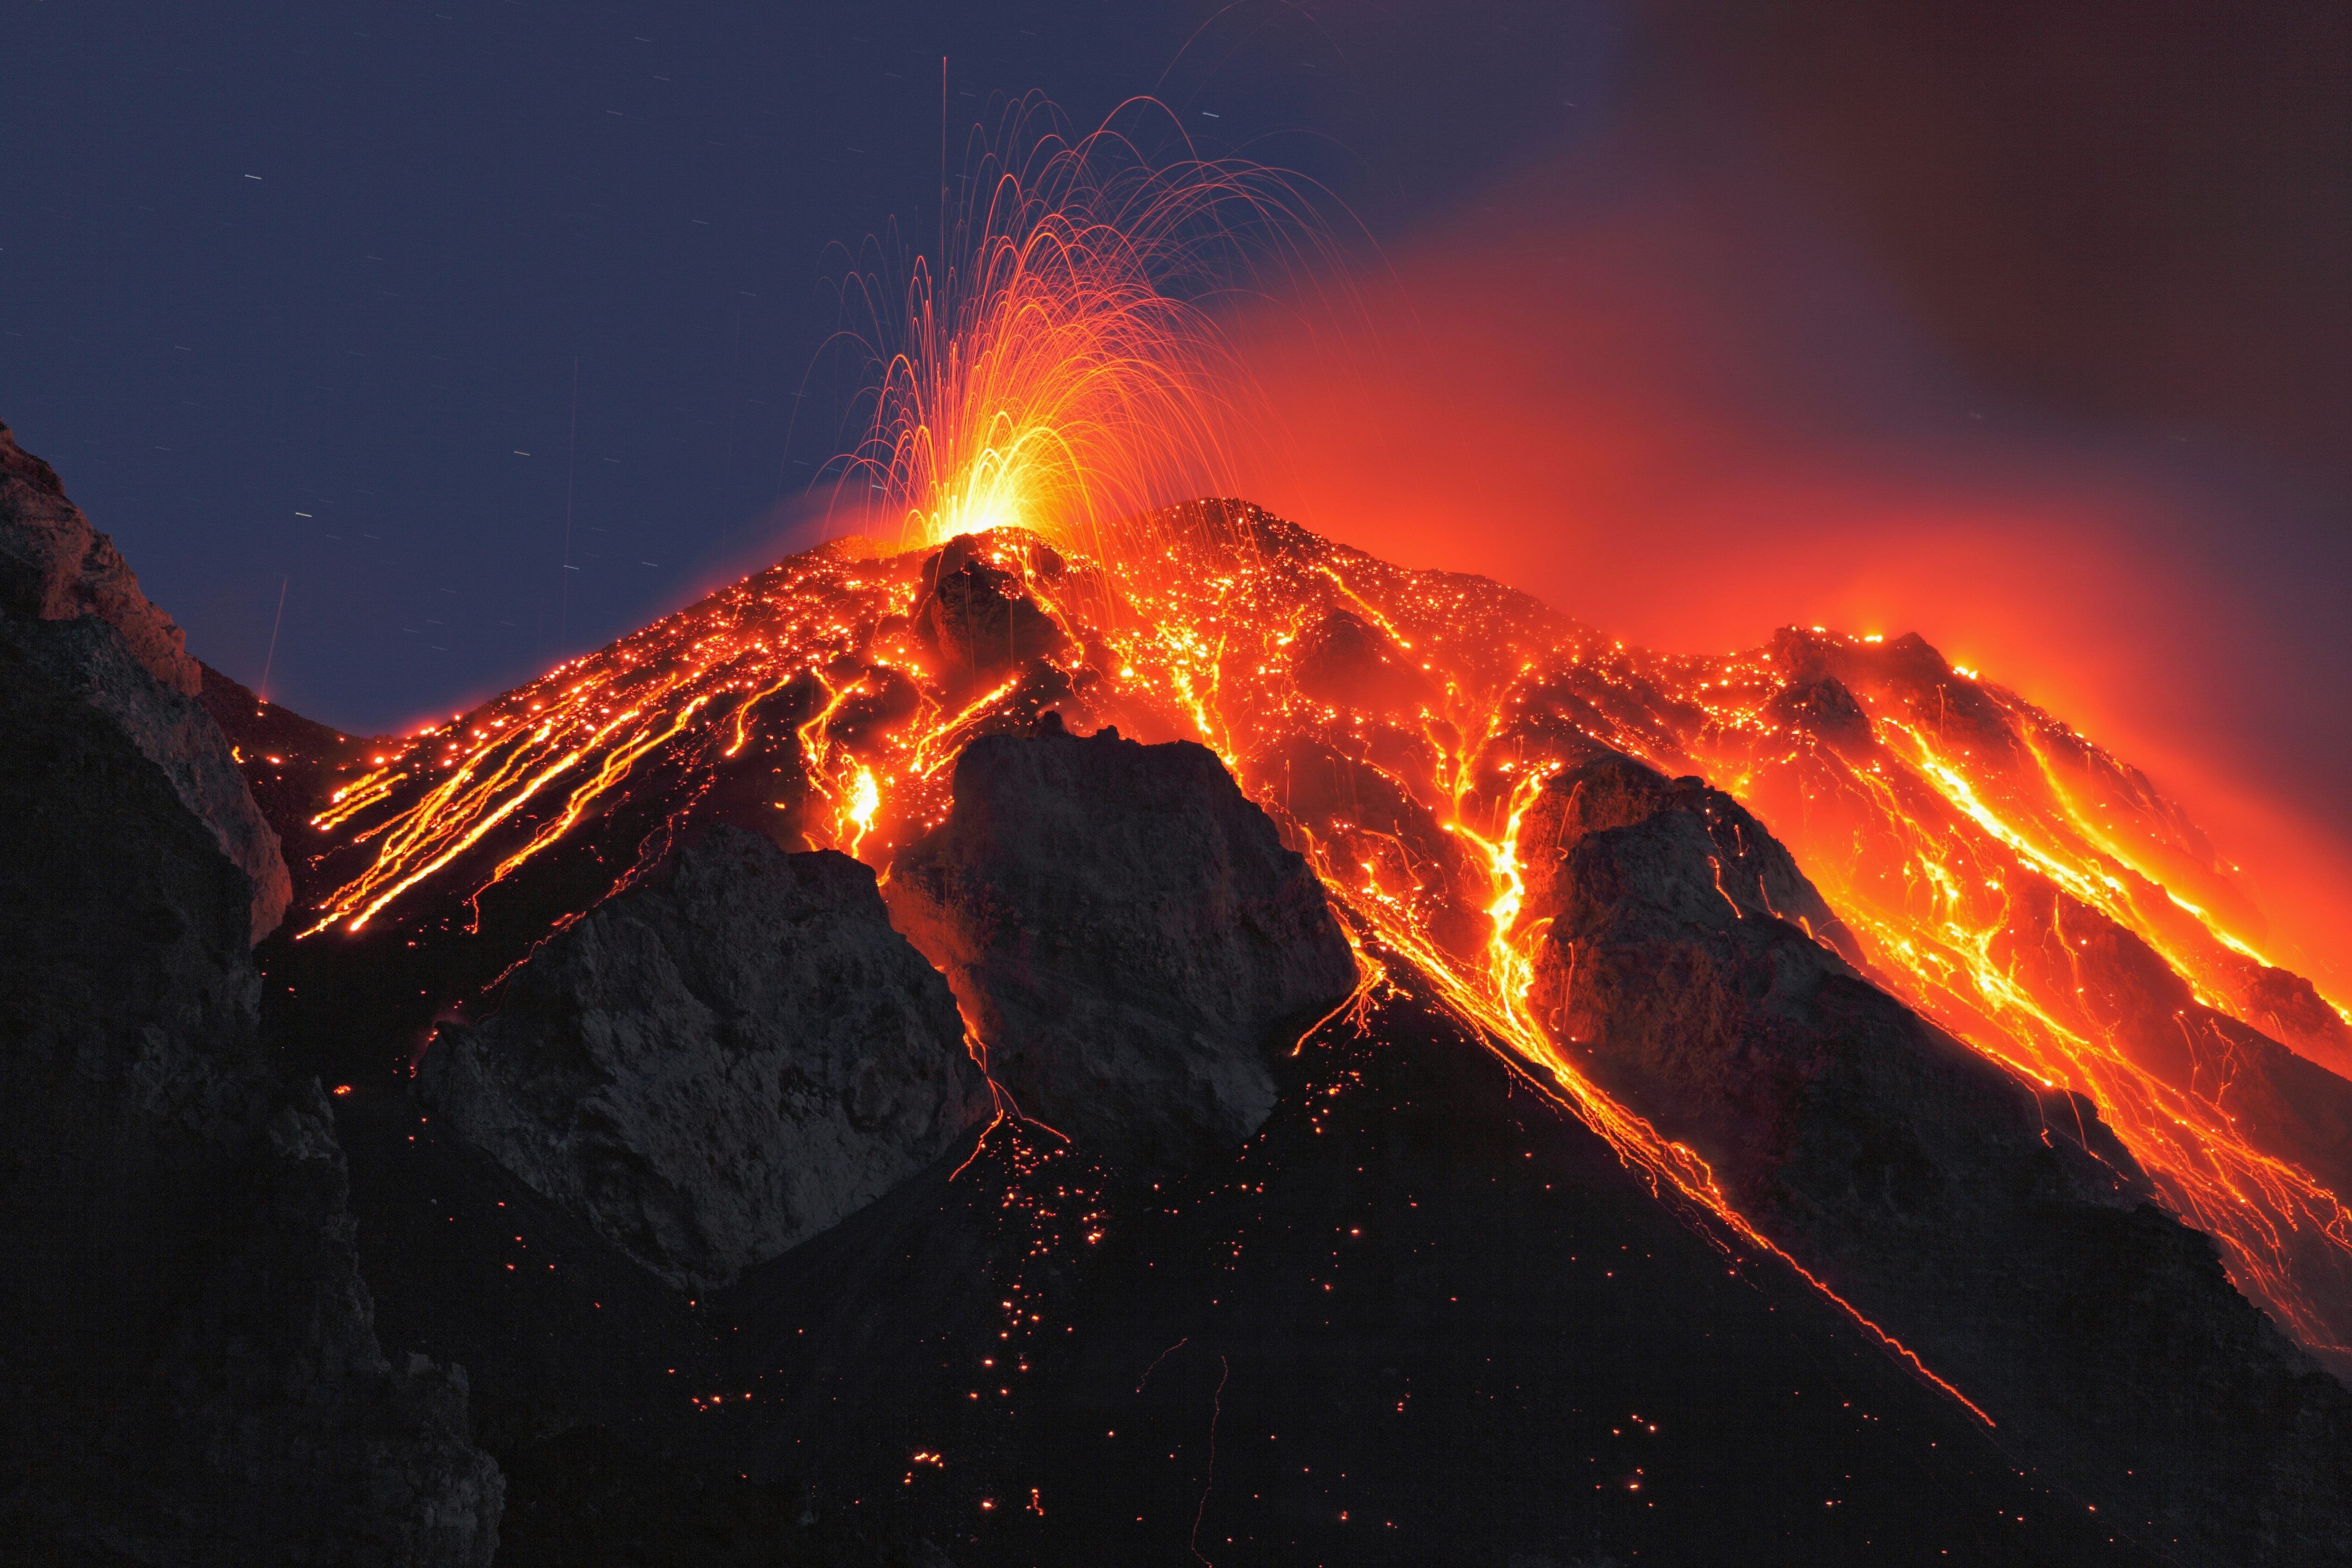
8 419 2352 1566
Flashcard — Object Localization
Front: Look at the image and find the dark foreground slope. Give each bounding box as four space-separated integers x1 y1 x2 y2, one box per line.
312 726 2199 1566
346 971 2146 1568
0 422 500 1564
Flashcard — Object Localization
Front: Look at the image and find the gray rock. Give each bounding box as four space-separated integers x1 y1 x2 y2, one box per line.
885 721 1359 1165
419 827 993 1292
0 590 501 1565
1519 748 2352 1565
0 421 289 941
909 530 1075 685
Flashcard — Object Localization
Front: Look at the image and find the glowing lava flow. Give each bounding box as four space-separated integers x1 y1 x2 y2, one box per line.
287 100 2352 1409
294 492 2352 1406
1666 637 2352 1358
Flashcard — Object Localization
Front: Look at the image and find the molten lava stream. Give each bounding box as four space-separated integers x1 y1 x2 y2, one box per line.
1095 518 2352 1384
1085 524 2003 1418
1671 649 2352 1361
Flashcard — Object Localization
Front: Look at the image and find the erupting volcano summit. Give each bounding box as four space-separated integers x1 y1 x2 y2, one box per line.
169 471 2352 1561
7 90 2352 1568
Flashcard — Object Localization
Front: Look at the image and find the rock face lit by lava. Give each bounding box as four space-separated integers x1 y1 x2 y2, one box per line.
0 420 291 939
910 533 1079 685
885 718 1359 1164
1518 752 2352 1554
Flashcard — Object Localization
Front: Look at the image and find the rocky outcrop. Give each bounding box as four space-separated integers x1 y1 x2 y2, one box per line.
0 421 289 941
1247 733 1493 966
419 827 993 1291
1520 749 2352 1565
910 530 1076 685
885 718 1359 1164
0 419 201 693
1980 876 2352 1208
2243 963 2352 1080
0 581 500 1563
1287 607 1436 716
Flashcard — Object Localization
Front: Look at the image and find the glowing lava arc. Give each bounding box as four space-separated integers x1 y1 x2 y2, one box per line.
828 92 1347 565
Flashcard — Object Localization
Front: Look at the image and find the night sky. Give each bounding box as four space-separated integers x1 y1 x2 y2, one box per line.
8 2 2349 973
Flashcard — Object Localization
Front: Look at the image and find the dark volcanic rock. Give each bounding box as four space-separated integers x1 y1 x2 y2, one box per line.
0 419 202 693
0 558 499 1561
0 420 290 941
885 720 1359 1164
1770 624 2022 765
1520 748 2352 1566
910 531 1074 684
1516 748 1870 970
1983 876 2352 1215
1288 605 1437 716
1248 732 1494 966
2244 962 2352 1078
1764 673 1874 747
419 826 993 1291
676 979 2150 1568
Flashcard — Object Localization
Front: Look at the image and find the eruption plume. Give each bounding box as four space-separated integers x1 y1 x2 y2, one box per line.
830 94 1338 560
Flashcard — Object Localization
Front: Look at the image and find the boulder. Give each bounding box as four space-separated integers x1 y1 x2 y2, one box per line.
419 827 993 1291
910 531 1074 685
885 720 1359 1165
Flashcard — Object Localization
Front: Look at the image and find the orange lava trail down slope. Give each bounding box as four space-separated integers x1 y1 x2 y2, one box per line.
290 499 2352 1398
287 97 2352 1415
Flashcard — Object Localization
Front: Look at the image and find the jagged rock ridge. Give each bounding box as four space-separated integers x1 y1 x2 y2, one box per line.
1522 749 2352 1563
0 420 290 941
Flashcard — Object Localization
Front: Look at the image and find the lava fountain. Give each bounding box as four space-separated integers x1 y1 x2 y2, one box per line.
831 92 1337 561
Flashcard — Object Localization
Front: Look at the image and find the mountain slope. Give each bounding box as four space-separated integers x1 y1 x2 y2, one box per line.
177 495 2352 1565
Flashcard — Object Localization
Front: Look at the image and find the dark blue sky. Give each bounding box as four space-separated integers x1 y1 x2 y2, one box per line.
3 0 1613 731
6 0 2346 792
